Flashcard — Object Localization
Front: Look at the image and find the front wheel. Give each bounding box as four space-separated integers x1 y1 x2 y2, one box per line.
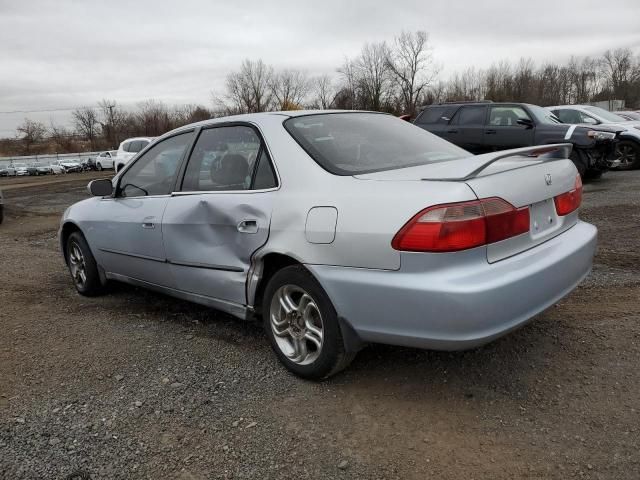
262 265 355 380
66 232 105 296
614 140 640 170
96 162 103 171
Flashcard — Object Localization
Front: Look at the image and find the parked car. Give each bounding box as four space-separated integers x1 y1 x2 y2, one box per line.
0 189 4 224
26 163 50 175
415 101 620 178
14 163 29 176
548 105 640 170
49 164 65 175
56 160 82 173
114 138 153 172
0 167 9 177
81 157 97 171
614 111 640 121
60 111 597 379
94 150 118 171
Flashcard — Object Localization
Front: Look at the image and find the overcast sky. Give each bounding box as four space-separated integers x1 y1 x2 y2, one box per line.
0 0 638 136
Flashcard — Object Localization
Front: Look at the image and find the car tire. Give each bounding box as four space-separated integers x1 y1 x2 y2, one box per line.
0 205 4 225
613 140 640 170
584 169 604 180
66 231 105 296
116 164 124 173
96 162 103 171
569 150 588 178
262 265 355 380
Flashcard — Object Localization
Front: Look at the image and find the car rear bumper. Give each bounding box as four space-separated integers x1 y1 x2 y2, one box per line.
306 220 597 351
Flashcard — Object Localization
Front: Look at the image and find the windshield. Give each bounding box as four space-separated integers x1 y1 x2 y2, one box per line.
528 105 561 125
584 106 628 123
283 113 468 175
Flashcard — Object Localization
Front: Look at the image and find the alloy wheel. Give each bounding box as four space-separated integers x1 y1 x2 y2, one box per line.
615 144 637 167
68 242 87 288
269 285 324 365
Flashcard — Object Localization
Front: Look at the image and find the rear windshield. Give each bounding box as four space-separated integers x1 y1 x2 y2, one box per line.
283 113 467 175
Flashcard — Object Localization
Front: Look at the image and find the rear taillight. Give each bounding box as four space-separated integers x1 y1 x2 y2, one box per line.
392 197 530 252
554 174 582 216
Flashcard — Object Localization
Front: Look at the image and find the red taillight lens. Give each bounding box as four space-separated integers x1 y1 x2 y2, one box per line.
392 198 530 252
554 174 582 216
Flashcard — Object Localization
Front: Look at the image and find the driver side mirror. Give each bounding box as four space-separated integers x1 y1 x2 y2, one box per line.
517 118 534 129
88 178 113 197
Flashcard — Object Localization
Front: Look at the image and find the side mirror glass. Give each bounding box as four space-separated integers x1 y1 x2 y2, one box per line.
88 178 113 197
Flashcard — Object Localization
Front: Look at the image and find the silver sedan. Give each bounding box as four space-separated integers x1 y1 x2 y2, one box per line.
59 111 597 379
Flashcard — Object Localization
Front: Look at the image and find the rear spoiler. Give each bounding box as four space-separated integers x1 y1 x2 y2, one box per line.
423 143 573 181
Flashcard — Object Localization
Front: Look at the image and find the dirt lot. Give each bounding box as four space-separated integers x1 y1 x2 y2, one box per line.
1 170 639 479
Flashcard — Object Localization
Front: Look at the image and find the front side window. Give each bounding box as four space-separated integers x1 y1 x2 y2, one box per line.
181 126 271 191
284 113 467 175
118 133 192 197
489 106 531 126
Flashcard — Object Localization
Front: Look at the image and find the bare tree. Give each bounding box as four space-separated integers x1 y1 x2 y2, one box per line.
16 119 47 154
171 104 211 126
98 99 128 147
271 69 309 110
49 122 75 153
223 59 274 113
386 31 438 115
72 107 100 148
601 48 640 104
351 42 393 111
310 74 337 109
136 99 172 136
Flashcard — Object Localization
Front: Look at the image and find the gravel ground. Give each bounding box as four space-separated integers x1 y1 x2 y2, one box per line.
0 171 639 479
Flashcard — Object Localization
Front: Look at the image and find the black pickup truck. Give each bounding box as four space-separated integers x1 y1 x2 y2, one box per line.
414 101 621 178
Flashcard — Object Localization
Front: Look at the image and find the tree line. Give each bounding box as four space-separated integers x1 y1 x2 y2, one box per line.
3 30 639 156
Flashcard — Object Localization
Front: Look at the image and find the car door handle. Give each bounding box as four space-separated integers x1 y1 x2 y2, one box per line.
485 129 497 134
237 219 258 234
142 222 155 229
447 129 459 134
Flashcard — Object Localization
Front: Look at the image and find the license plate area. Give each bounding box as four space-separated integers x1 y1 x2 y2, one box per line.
529 198 558 240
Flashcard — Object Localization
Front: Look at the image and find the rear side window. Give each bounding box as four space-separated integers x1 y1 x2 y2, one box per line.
284 113 467 175
181 126 272 191
252 150 277 189
129 140 148 153
455 106 487 125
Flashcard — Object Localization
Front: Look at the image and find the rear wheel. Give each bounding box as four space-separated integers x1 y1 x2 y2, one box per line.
614 140 640 170
66 232 105 296
262 265 355 380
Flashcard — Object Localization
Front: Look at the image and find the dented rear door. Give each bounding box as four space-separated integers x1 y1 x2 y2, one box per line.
161 191 275 305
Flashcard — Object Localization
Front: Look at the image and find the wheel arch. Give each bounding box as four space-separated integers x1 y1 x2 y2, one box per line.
60 221 82 263
249 251 364 354
249 252 301 315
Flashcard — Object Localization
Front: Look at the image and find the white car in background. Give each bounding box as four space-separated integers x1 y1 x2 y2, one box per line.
548 105 640 170
95 150 118 171
14 163 29 176
114 137 154 172
49 164 65 175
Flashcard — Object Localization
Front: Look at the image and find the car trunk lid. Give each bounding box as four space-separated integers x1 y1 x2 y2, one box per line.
354 144 580 262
